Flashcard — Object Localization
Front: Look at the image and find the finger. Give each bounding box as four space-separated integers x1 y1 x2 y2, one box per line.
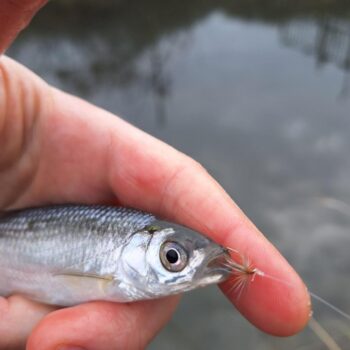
27 297 179 350
0 56 310 336
0 295 55 349
0 0 47 54
220 231 310 336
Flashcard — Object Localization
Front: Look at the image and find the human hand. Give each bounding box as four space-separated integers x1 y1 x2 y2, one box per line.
0 1 310 349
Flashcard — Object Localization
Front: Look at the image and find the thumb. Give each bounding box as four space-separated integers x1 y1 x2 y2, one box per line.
27 298 179 350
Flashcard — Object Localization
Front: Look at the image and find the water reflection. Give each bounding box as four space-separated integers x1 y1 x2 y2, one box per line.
136 34 191 127
9 0 350 112
7 1 350 349
280 18 350 97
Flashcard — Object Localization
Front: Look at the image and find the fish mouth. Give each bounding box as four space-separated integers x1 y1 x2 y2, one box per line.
197 249 232 286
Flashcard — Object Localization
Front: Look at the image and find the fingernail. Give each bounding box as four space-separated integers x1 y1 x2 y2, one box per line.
56 346 86 350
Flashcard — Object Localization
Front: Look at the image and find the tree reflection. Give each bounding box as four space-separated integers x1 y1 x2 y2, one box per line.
8 0 350 125
279 17 350 97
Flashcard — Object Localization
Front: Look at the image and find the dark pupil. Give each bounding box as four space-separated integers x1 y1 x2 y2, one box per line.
166 249 179 264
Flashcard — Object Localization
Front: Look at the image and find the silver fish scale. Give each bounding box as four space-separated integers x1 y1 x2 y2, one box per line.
0 205 155 273
0 205 154 237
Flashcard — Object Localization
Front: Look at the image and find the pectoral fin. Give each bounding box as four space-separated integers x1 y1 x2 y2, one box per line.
54 272 114 293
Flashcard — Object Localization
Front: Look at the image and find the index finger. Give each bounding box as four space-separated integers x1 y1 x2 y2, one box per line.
0 0 310 337
4 70 310 337
0 0 47 54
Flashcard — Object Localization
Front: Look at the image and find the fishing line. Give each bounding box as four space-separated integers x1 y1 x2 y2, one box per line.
309 292 350 322
256 270 350 322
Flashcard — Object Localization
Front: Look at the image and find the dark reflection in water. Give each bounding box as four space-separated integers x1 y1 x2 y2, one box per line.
8 0 350 349
280 18 350 98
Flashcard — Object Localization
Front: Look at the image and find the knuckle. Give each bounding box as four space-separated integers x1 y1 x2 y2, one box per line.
0 57 24 168
0 60 9 136
0 57 48 208
159 156 207 212
0 57 45 162
185 156 207 174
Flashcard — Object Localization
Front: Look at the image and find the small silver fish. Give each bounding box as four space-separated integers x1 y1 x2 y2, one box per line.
0 205 232 306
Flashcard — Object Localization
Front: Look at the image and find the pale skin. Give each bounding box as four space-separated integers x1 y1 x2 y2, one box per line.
0 1 311 349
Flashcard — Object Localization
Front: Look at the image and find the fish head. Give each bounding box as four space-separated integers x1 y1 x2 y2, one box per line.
136 220 231 296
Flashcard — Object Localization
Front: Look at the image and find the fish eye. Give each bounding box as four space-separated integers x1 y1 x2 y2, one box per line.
160 241 188 272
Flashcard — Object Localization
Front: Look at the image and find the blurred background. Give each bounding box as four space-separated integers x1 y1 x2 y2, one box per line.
8 0 350 348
